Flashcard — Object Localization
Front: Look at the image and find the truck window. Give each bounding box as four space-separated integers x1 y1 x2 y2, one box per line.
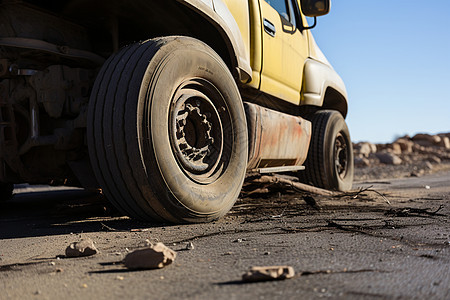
266 0 290 22
265 0 298 28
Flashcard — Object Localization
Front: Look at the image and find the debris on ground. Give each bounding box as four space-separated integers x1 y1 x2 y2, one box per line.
385 205 445 217
242 266 295 282
241 174 392 207
137 239 152 248
233 238 247 243
302 195 320 210
242 174 335 197
335 185 391 205
130 228 149 232
65 238 98 258
301 268 385 276
185 242 195 250
100 222 118 231
123 242 176 270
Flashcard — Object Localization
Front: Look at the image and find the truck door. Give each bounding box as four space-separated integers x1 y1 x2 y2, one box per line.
259 0 308 105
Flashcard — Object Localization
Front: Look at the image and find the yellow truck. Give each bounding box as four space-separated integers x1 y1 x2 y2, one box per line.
0 0 353 222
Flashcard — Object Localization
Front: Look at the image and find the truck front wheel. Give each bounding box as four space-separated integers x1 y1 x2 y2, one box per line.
299 110 354 191
87 37 248 223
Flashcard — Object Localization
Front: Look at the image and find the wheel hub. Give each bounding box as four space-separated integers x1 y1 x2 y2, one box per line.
334 133 348 179
175 101 215 172
170 79 227 183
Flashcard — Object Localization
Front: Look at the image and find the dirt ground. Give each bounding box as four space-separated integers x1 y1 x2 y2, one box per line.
1 165 449 299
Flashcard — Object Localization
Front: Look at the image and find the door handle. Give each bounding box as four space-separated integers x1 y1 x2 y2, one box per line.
263 18 276 37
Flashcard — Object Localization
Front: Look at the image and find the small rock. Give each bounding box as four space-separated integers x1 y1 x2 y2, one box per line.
130 228 149 232
185 242 195 250
375 152 402 165
403 155 412 163
438 137 450 149
354 142 376 157
427 156 441 164
354 157 370 167
389 143 402 155
65 238 98 258
410 170 424 177
242 266 295 282
138 239 152 248
395 138 414 153
233 238 246 243
124 242 176 270
412 133 442 147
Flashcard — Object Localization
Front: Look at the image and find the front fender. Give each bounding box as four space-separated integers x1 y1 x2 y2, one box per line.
177 0 252 82
301 58 348 116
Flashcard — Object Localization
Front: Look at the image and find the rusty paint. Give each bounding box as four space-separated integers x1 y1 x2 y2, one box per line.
245 102 311 170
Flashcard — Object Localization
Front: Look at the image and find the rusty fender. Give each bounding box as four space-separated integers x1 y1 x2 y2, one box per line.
244 102 311 170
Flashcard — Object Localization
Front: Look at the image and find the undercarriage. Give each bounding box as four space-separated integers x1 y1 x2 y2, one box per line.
0 0 353 222
0 1 103 186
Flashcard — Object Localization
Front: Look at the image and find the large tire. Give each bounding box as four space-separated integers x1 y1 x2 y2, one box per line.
299 110 353 191
0 183 14 201
87 37 248 223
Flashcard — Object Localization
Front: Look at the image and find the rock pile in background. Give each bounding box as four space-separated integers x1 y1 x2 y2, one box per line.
353 133 450 181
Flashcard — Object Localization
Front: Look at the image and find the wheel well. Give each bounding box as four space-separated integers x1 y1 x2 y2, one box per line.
115 3 233 70
22 0 235 78
299 87 348 118
322 87 348 118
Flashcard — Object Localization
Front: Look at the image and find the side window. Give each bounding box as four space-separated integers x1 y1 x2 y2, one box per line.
266 0 290 22
266 0 300 28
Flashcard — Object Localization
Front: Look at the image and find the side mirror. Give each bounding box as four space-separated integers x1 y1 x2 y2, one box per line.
300 0 330 17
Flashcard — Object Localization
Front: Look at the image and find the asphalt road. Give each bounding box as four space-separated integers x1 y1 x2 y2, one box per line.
1 172 449 299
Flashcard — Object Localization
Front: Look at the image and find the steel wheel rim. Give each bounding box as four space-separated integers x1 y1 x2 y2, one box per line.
334 132 349 179
169 78 231 184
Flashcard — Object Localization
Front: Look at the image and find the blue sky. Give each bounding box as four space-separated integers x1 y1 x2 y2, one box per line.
311 0 450 143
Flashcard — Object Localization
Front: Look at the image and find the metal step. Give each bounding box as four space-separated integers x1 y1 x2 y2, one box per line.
254 165 305 174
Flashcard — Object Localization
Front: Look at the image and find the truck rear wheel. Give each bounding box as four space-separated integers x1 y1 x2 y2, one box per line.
87 37 248 223
299 110 353 191
0 183 14 201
